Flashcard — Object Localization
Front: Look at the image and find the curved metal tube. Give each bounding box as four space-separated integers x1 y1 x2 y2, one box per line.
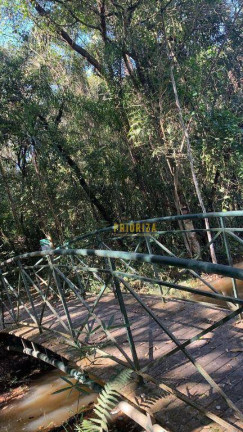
1 248 243 280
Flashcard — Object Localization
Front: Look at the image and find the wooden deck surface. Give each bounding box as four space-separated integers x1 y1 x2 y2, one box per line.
1 293 243 432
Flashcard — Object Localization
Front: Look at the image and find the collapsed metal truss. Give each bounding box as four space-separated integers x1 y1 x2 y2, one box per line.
0 211 243 430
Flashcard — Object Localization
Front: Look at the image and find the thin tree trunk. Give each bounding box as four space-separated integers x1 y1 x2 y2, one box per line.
55 142 113 225
166 157 193 256
0 228 16 252
32 147 64 242
37 115 113 225
162 17 217 263
0 159 25 237
160 115 195 255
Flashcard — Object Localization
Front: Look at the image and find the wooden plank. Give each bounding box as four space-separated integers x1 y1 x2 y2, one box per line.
2 293 242 432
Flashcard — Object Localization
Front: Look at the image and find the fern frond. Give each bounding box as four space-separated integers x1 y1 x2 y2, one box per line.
80 419 101 432
77 368 133 432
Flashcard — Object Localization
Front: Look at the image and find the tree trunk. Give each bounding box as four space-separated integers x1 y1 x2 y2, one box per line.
31 146 64 242
162 17 217 263
37 114 113 225
0 159 26 238
55 142 113 225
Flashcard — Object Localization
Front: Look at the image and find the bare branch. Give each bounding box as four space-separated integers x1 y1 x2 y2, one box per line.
52 0 102 31
31 1 104 74
98 0 107 41
161 0 175 13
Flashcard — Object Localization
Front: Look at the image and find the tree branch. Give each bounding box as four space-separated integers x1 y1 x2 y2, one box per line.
52 0 102 32
37 114 113 224
161 0 175 13
59 28 103 73
31 1 104 75
55 102 64 126
98 0 107 41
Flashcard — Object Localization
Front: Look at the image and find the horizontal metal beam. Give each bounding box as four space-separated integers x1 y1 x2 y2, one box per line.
65 210 243 245
1 249 243 280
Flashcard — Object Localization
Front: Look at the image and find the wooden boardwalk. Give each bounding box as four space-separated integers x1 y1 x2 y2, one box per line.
1 293 243 432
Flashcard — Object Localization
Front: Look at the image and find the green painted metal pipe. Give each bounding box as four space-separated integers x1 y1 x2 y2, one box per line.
65 210 243 245
1 249 243 280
